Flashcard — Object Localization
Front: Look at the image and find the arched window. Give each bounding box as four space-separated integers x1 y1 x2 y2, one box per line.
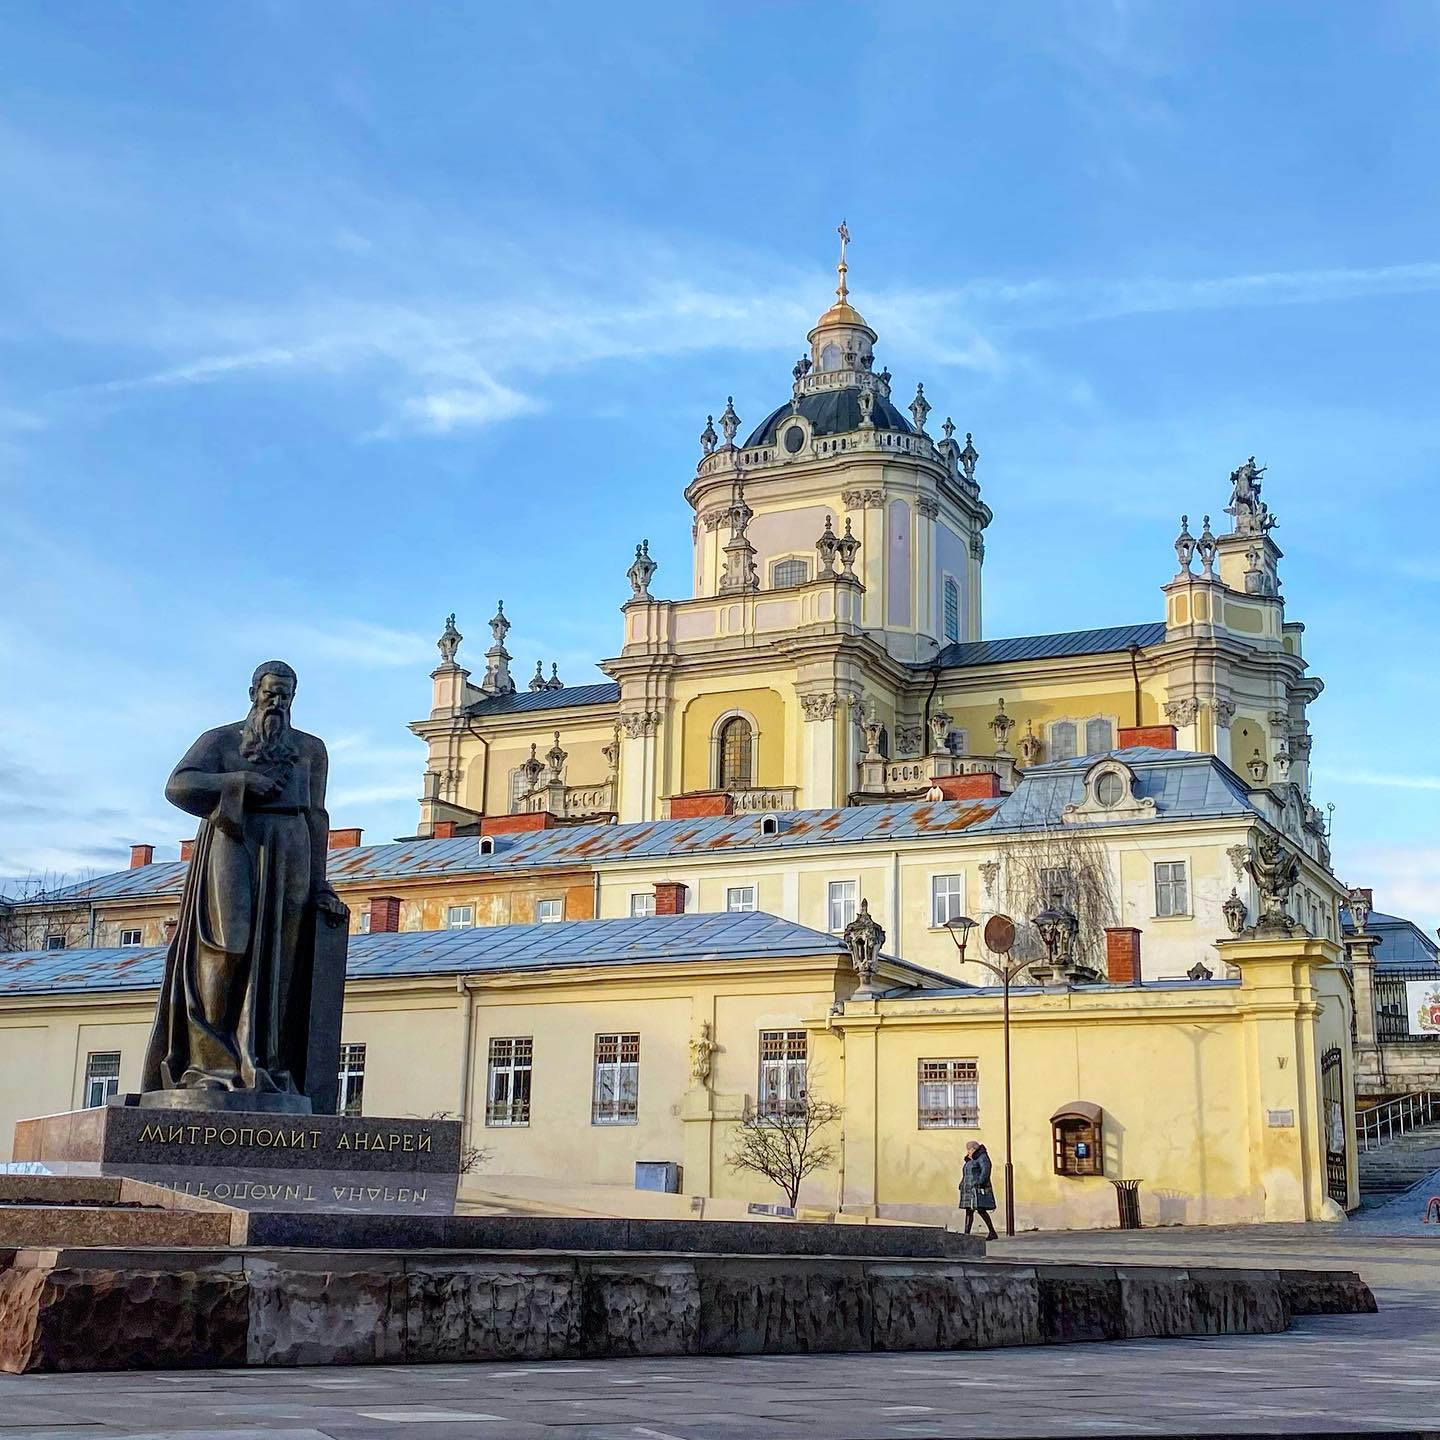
718 717 754 788
772 558 809 588
943 577 960 643
1049 721 1078 761
820 342 842 371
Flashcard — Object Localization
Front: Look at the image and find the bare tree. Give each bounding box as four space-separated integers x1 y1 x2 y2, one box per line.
995 827 1118 974
0 873 96 952
725 1091 842 1210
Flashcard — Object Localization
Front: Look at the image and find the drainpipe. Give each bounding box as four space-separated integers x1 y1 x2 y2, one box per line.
1128 644 1143 729
592 870 602 920
464 719 491 819
827 1007 847 1213
921 665 942 743
456 975 478 1151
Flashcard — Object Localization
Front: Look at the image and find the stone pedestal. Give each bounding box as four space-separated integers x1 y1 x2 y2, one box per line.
10 1104 461 1215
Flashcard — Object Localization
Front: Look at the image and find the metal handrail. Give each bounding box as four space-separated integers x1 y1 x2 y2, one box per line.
1357 1090 1440 1153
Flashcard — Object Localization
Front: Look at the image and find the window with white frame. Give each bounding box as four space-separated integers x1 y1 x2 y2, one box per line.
357 910 371 933
118 928 143 948
43 934 65 951
1048 721 1078 760
827 879 857 932
771 557 809 589
592 1033 640 1124
931 874 966 928
536 898 563 923
943 577 960 643
727 885 757 912
757 1029 808 1117
83 1051 121 1108
917 1058 979 1128
1084 717 1115 755
446 905 474 929
629 892 656 918
485 1036 533 1126
1154 861 1189 917
338 1043 366 1117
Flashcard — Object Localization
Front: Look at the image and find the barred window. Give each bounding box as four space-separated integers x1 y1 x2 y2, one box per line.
84 1051 121 1109
758 1030 808 1117
944 577 960 643
772 558 809 588
592 1033 640 1124
338 1043 366 1117
1154 861 1189 917
1085 717 1115 755
918 1058 979 1129
486 1036 533 1127
718 717 753 788
1049 721 1078 760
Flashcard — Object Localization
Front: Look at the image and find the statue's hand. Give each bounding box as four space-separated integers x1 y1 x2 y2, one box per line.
315 886 349 924
243 772 283 802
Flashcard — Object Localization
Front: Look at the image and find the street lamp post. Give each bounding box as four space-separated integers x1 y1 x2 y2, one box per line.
944 911 1061 1238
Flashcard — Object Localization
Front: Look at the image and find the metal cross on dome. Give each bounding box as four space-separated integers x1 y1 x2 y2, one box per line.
837 219 850 262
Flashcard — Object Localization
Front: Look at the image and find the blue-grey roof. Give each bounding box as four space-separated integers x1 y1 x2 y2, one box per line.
26 750 1265 907
971 747 1254 832
465 681 620 717
1341 909 1439 968
0 911 932 998
744 387 914 448
929 621 1166 671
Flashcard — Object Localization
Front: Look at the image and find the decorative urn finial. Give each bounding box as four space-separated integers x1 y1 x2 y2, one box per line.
627 538 658 599
719 397 741 446
1196 515 1218 575
989 697 1015 756
1174 514 1195 573
436 613 462 665
529 660 546 691
909 382 931 434
843 897 886 992
815 515 839 578
700 415 718 456
958 432 979 482
835 516 861 577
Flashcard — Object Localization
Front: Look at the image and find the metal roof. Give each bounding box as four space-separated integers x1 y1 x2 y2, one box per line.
972 747 1254 832
1341 909 1439 968
928 621 1166 671
466 682 620 717
0 911 939 997
744 387 914 448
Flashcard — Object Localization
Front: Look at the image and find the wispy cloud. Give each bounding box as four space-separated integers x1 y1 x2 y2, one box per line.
399 378 540 435
1315 767 1440 793
231 619 433 668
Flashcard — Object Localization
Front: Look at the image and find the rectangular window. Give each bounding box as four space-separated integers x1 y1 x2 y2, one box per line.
43 934 65 951
536 898 563 923
357 910 371 934
446 904 474 929
918 1058 979 1129
828 880 857 932
485 1036 533 1126
629 892 656 918
931 873 965 928
1049 721 1078 760
727 885 757 912
1154 861 1189 917
338 1043 366 1116
1039 865 1076 910
758 1029 808 1117
83 1051 121 1109
771 557 809 588
1084 717 1115 755
944 577 960 644
592 1033 640 1124
118 928 143 947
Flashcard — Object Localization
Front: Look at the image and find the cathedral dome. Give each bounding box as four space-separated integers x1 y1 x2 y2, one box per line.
743 388 914 448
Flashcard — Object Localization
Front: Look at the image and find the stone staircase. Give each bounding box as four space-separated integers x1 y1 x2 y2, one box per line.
1357 1121 1440 1205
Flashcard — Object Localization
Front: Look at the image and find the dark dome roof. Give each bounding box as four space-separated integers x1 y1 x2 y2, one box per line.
743 387 914 448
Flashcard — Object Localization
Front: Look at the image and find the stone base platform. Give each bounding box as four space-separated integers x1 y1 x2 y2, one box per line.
0 1176 245 1249
0 1245 1376 1374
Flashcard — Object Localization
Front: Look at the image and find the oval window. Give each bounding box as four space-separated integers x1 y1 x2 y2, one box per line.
1096 771 1125 807
783 425 805 454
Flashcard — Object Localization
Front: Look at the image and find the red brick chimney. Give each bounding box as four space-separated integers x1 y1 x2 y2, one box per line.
1117 725 1177 751
328 827 363 851
929 773 1003 801
670 791 735 819
432 820 457 839
129 844 154 869
654 882 688 916
481 812 556 835
368 896 402 934
1105 927 1143 984
179 839 195 862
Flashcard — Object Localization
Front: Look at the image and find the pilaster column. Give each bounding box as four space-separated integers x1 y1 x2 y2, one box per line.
1346 933 1383 1097
798 692 842 808
617 711 663 822
836 1006 881 1216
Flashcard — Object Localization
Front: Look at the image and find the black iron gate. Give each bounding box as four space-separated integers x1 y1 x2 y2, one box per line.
1321 1046 1349 1208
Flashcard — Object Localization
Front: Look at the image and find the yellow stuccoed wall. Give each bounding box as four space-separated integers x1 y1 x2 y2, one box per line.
465 721 617 817
0 936 1354 1230
677 686 788 794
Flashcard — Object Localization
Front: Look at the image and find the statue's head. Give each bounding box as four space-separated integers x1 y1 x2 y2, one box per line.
242 662 299 766
249 661 297 716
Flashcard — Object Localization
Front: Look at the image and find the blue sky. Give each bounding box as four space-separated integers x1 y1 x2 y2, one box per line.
1 2 1437 931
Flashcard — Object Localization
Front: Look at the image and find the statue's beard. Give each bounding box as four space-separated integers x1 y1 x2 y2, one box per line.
240 702 298 779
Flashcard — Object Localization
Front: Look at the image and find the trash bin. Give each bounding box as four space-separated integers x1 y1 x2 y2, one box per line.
1111 1178 1142 1229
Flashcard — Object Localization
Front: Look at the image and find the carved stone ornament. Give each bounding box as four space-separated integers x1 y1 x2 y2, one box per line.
989 697 1015 757
970 533 985 562
1196 515 1218 575
857 387 875 428
689 1021 717 1087
1346 887 1372 933
1290 733 1313 759
1242 829 1302 936
1226 843 1249 881
917 495 940 520
835 517 861 577
800 692 841 723
1174 515 1195 573
718 396 741 446
909 383 931 434
815 516 839 578
602 733 620 774
843 898 886 991
928 710 952 756
700 508 729 532
436 613 462 666
1017 720 1043 768
1164 697 1200 728
1222 887 1248 936
1225 455 1277 537
1213 698 1236 729
626 539 658 599
979 860 1000 896
896 724 924 756
700 415 718 457
958 432 979 483
619 710 662 740
529 661 547 691
545 731 568 781
1273 746 1293 782
1187 959 1215 981
842 488 886 510
860 700 885 761
1245 753 1269 784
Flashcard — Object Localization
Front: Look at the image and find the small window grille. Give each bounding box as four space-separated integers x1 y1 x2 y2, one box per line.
918 1058 979 1129
772 558 809 588
943 578 960 643
338 1043 366 1117
83 1051 121 1109
1085 717 1115 755
757 1030 808 1117
718 717 754 788
486 1036 533 1126
592 1033 640 1124
1049 721 1078 760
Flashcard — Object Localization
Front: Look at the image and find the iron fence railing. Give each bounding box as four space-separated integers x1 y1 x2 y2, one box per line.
1357 1091 1440 1153
1374 966 1440 1044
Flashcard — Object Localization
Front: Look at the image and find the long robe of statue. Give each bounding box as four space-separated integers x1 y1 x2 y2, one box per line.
142 661 347 1100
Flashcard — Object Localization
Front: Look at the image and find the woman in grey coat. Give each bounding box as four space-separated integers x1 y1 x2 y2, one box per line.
959 1140 998 1239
